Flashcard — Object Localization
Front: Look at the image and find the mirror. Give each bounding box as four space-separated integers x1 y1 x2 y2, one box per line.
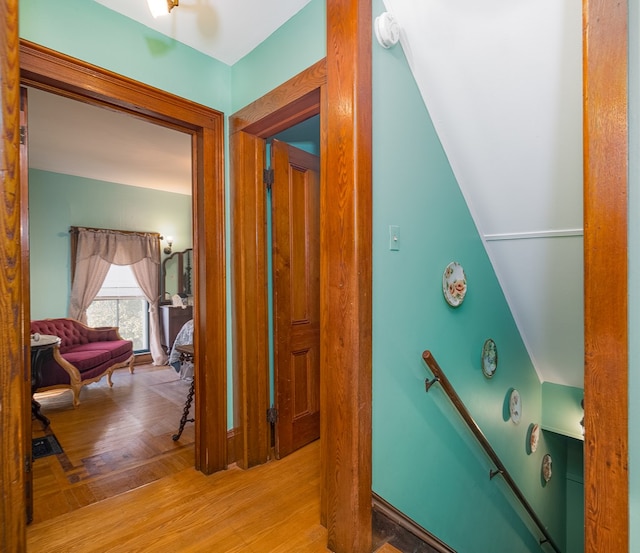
161 248 193 303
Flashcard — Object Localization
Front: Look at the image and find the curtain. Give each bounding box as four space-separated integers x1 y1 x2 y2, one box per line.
69 228 168 365
130 257 167 365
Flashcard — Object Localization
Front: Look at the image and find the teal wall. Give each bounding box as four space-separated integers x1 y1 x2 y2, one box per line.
629 0 639 550
230 0 326 112
28 170 192 320
565 439 584 553
370 0 568 549
20 0 231 111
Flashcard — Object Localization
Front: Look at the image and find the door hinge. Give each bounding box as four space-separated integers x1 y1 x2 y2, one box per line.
267 406 278 424
263 168 274 191
20 126 26 145
25 454 31 473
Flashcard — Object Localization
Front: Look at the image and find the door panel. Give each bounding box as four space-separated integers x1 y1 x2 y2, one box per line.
271 139 320 458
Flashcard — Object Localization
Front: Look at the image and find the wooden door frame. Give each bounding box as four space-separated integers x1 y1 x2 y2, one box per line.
583 0 628 550
17 41 228 476
1 2 28 551
230 59 327 469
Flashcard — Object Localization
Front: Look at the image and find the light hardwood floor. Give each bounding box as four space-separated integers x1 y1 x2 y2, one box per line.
28 364 401 552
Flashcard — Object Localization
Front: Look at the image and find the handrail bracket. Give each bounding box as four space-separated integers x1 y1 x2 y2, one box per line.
425 376 440 392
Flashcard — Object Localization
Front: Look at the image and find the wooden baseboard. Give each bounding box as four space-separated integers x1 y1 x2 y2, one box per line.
372 493 456 553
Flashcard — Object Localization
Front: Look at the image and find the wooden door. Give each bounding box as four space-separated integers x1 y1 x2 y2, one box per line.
271 139 320 458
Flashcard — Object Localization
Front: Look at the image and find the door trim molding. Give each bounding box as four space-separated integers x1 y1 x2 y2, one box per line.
0 1 28 550
19 40 228 474
583 0 629 550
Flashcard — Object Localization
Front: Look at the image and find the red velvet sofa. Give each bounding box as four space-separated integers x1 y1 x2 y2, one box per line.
30 318 134 407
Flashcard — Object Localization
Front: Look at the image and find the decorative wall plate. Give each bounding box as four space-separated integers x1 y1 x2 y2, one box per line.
529 423 540 453
442 262 467 307
509 389 521 424
542 453 553 483
481 338 497 378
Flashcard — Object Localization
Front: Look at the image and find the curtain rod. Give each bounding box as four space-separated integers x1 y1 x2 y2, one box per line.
69 226 161 238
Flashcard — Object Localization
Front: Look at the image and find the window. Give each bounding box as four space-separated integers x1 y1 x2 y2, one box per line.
86 264 149 352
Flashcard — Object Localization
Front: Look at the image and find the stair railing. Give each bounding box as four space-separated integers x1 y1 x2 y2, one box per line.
422 350 561 553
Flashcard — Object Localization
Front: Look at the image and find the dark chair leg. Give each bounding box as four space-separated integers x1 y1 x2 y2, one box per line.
32 398 50 429
172 379 195 441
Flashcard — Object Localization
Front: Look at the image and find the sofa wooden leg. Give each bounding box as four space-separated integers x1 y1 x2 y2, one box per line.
71 387 81 408
128 355 135 374
107 370 114 388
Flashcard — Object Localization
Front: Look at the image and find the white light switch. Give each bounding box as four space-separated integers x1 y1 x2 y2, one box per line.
389 225 400 251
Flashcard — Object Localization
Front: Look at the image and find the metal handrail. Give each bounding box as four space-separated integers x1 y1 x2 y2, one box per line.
422 350 561 553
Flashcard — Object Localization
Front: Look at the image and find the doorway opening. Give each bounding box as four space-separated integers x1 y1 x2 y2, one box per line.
25 84 197 519
19 40 227 478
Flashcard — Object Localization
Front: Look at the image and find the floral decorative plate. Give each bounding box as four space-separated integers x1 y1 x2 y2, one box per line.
509 389 522 424
442 262 467 307
529 423 540 453
542 453 553 483
481 338 497 378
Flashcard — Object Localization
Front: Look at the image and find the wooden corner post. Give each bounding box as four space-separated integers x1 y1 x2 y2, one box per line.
323 0 373 552
583 0 629 550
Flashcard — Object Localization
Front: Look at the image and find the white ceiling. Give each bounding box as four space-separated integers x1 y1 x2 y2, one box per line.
29 0 584 389
93 0 313 65
27 87 193 195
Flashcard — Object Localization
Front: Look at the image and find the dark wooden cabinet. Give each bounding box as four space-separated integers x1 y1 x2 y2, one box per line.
159 305 193 351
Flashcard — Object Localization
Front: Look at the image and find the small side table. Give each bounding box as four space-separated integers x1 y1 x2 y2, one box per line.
30 334 61 428
172 344 195 441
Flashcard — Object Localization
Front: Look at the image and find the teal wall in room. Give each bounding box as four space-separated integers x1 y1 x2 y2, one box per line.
19 0 231 111
370 0 568 549
565 439 584 553
28 170 192 320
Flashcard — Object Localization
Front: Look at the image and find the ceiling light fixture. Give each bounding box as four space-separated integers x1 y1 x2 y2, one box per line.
147 0 179 18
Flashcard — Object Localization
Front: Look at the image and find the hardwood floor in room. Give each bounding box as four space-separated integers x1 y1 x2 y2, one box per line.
30 364 196 526
28 365 400 553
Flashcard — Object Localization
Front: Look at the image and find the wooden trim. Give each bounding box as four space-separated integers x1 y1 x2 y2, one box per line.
0 1 29 550
229 62 327 469
230 130 270 468
17 41 227 475
583 0 629 551
372 493 455 553
323 1 373 551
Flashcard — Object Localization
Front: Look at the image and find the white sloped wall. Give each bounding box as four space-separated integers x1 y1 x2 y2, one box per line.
382 0 584 387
